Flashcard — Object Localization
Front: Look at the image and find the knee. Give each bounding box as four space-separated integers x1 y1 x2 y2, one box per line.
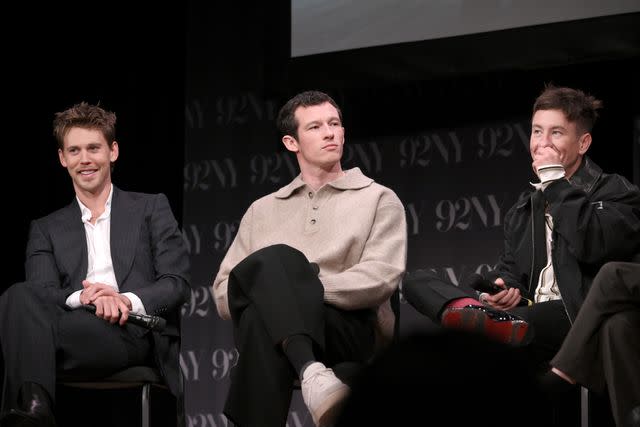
594 262 625 284
254 244 306 260
590 261 627 296
402 270 438 301
2 282 41 308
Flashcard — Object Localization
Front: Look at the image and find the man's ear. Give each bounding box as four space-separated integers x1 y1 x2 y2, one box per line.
58 148 67 167
110 141 119 162
578 133 592 155
282 135 299 153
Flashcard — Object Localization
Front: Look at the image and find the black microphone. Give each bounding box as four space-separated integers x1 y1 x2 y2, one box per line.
83 304 166 332
464 273 533 307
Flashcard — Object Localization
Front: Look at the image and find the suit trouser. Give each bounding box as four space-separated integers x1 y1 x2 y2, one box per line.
551 262 640 427
402 270 571 366
224 244 376 427
0 281 151 413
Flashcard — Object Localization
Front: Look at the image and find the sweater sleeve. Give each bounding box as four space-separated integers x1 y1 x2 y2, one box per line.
320 199 408 310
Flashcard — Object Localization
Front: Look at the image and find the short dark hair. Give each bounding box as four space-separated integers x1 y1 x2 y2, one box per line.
276 90 342 139
533 85 603 133
53 102 117 150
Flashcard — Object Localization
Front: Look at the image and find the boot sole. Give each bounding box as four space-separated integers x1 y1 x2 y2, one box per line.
441 308 530 345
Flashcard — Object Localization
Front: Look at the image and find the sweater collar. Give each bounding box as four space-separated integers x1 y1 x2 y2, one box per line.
274 167 373 199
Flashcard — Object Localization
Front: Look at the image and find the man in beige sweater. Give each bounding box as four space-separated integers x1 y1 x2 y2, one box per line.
212 90 407 427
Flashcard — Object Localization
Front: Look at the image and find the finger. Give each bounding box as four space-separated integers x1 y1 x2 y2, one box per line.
89 288 118 301
79 291 90 305
99 298 113 321
494 278 506 288
82 287 97 301
483 293 500 306
485 296 506 310
118 300 129 326
89 289 106 301
505 291 519 308
494 288 516 309
494 289 511 305
503 288 519 306
105 299 120 324
91 289 111 301
93 299 105 318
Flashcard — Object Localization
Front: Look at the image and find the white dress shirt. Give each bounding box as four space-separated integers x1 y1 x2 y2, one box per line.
65 185 146 314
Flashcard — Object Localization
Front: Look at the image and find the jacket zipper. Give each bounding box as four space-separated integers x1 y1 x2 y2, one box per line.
529 194 572 325
528 193 535 294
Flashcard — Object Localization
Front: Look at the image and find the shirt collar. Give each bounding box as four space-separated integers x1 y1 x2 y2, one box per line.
274 167 373 199
77 184 114 223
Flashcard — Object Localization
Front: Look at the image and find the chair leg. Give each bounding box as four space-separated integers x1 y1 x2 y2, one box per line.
142 383 151 427
581 386 590 427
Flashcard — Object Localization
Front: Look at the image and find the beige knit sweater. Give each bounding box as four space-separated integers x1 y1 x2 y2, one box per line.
212 167 407 346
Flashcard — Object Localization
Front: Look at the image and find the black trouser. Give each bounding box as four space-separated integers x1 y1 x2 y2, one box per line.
402 270 571 367
0 281 151 413
552 262 640 427
225 244 375 427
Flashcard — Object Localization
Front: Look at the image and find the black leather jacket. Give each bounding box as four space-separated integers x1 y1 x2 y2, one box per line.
487 157 640 322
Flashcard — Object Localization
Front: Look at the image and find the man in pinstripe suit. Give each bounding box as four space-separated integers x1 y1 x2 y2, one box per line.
0 102 190 427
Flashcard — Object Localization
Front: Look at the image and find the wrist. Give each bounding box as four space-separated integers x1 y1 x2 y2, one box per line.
479 293 490 304
121 295 132 310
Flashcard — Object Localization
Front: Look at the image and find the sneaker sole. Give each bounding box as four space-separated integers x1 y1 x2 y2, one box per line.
441 308 530 345
311 386 350 427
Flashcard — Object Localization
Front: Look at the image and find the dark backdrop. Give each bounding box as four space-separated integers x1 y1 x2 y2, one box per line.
6 3 186 286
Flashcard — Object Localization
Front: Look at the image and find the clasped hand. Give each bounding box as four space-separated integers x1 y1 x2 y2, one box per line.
80 280 132 326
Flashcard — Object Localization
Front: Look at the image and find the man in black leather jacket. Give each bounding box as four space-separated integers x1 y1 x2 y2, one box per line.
403 85 640 366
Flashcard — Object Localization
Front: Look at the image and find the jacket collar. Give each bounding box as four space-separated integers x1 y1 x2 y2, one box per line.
274 167 373 199
567 156 602 194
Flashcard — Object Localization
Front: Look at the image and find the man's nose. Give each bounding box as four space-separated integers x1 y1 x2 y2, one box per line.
539 132 553 147
322 123 334 138
79 149 90 162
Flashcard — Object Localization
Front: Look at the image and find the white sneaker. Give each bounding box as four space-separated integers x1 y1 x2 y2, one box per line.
301 362 350 427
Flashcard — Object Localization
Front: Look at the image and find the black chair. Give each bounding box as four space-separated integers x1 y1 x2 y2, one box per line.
58 365 183 427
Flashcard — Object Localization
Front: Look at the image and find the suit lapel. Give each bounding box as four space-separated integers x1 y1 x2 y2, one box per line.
57 199 88 289
110 188 142 289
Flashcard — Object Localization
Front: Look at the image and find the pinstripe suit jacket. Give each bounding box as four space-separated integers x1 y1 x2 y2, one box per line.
24 186 190 396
